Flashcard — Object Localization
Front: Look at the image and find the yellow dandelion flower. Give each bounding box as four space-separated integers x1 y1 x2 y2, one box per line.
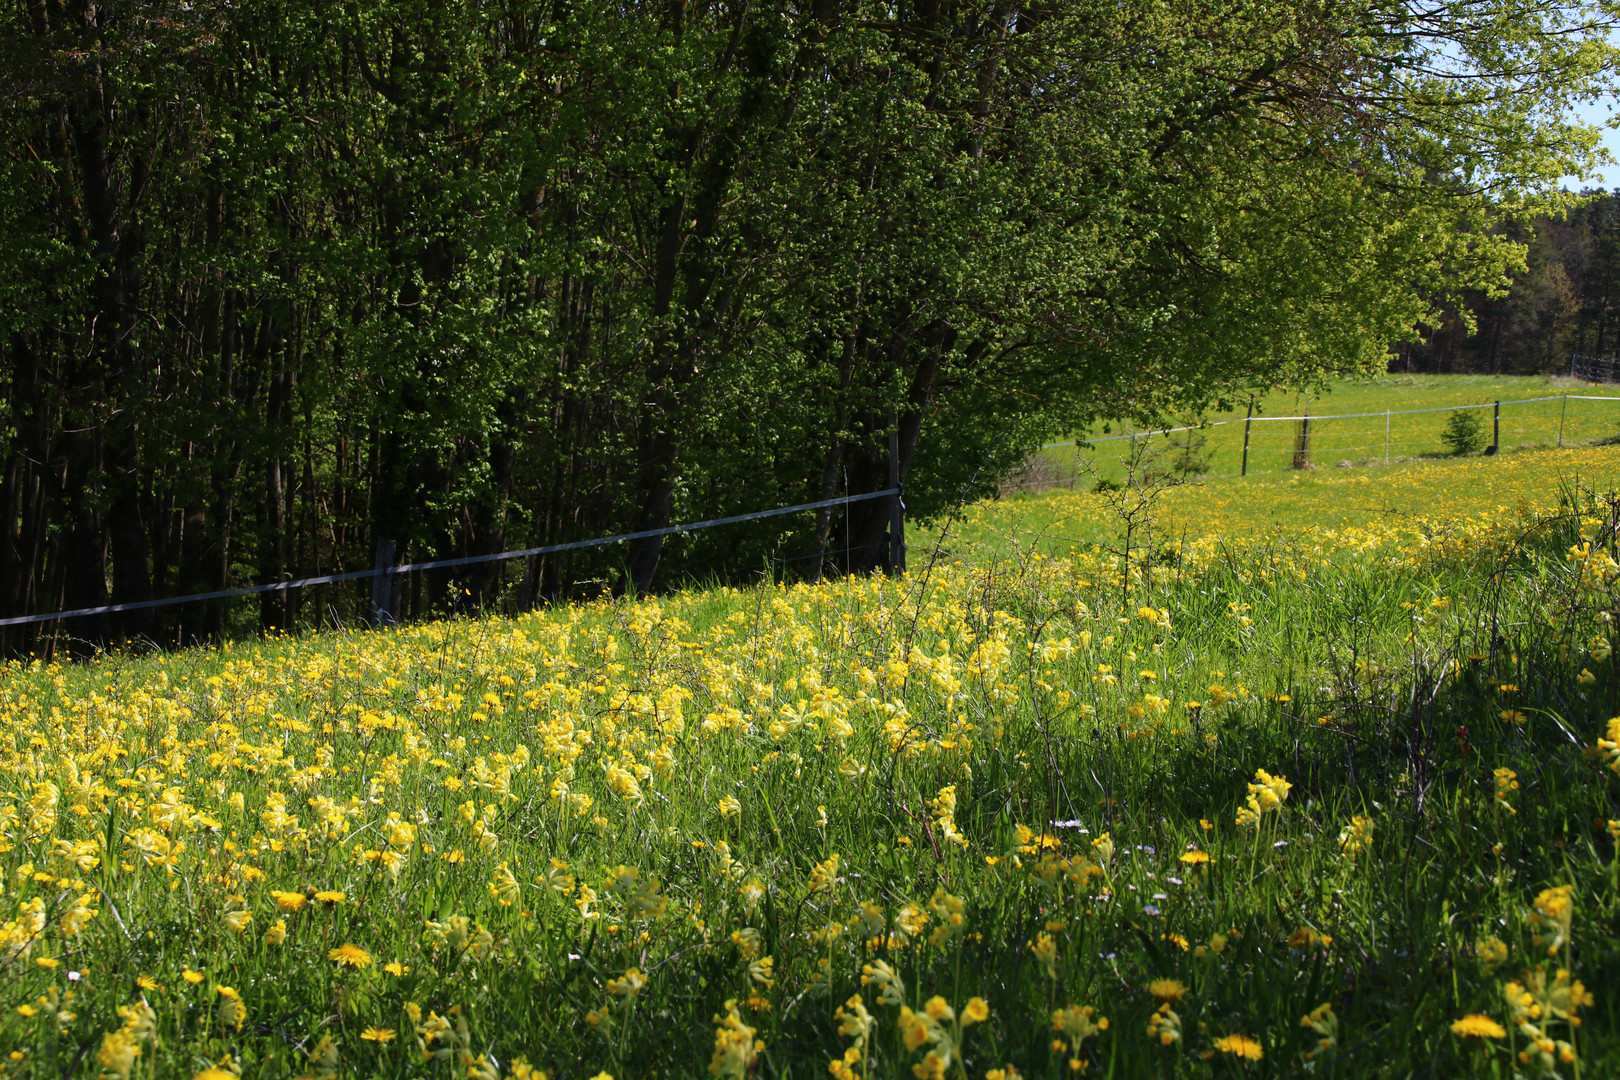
1450 1015 1506 1039
360 1026 396 1042
1214 1033 1263 1060
270 890 307 914
328 943 373 969
1147 978 1186 1004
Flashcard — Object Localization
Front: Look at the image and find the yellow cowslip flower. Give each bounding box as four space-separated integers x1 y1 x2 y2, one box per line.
809 854 840 893
1237 769 1291 826
833 994 876 1073
1450 1015 1506 1039
1145 1002 1181 1046
1511 965 1594 1025
860 960 905 1007
927 889 967 948
220 909 251 935
1029 933 1058 979
898 1006 934 1052
718 796 742 818
1213 1033 1262 1060
265 919 287 946
489 862 521 907
748 956 775 989
962 997 989 1025
606 968 647 1001
1597 717 1620 773
1300 1003 1337 1058
542 858 577 895
1477 938 1509 973
1050 1004 1107 1053
1338 815 1373 858
305 1034 339 1080
214 986 246 1033
1493 768 1518 813
96 1028 141 1080
328 943 372 969
1529 886 1573 955
707 999 760 1080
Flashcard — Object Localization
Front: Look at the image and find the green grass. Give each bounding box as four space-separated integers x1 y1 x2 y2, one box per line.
1017 374 1620 490
2 444 1620 1080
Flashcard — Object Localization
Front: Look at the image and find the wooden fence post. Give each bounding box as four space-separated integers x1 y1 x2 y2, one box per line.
371 538 396 626
1241 396 1253 476
1292 412 1310 470
887 422 905 576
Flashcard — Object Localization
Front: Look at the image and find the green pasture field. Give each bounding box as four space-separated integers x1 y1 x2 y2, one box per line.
1020 374 1620 491
3 443 1620 1080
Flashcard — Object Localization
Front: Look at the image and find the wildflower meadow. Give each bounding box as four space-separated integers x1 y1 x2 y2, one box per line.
3 448 1619 1079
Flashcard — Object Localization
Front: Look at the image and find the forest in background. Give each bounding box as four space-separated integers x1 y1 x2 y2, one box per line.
1402 191 1620 375
0 0 1612 651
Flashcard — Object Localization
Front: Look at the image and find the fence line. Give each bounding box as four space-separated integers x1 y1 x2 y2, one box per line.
0 488 902 629
1004 389 1620 493
1039 393 1605 450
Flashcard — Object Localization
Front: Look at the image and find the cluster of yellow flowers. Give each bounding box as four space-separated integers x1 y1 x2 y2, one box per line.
0 453 1614 1077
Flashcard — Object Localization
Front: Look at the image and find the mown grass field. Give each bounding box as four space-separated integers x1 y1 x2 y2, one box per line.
1024 374 1620 489
4 444 1620 1080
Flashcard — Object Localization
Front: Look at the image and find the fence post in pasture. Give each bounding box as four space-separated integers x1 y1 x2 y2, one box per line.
1489 401 1500 456
1559 395 1567 447
370 538 397 626
1292 412 1310 470
1384 410 1390 464
1241 395 1254 476
887 422 906 576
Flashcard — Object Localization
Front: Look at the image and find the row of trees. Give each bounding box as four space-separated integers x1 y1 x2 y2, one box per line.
0 0 1610 650
1399 192 1620 374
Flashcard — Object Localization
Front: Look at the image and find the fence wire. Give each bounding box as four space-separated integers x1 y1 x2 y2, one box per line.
1007 392 1620 492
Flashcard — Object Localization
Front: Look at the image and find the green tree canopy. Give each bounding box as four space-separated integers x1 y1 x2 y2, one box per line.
0 0 1611 648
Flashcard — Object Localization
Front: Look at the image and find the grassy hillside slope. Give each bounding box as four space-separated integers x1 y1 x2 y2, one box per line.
2 445 1618 1079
